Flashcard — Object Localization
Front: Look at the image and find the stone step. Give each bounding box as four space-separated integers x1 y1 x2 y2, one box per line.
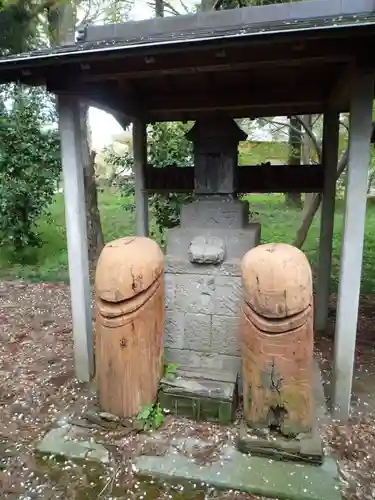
135 434 341 500
159 368 238 425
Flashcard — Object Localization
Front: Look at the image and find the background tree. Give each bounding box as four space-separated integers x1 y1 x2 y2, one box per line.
0 1 62 252
0 0 41 55
285 116 302 208
0 86 61 250
148 122 194 242
1 0 134 265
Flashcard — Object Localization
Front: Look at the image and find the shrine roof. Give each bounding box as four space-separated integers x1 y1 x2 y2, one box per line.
1 0 375 67
0 0 374 120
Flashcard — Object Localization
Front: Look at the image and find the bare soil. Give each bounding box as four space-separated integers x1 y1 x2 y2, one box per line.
1 280 375 499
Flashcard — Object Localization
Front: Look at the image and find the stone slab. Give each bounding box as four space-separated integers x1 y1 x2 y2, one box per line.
161 369 237 401
164 347 241 375
164 272 242 356
165 257 242 277
183 313 212 350
176 368 237 384
135 435 341 500
181 199 249 229
164 311 185 348
167 273 242 317
211 314 240 355
36 425 109 464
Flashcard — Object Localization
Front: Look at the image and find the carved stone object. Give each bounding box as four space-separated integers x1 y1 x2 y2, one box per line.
240 242 314 437
95 236 164 418
188 236 226 264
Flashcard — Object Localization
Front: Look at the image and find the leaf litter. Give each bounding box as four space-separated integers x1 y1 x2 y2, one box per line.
1 280 375 499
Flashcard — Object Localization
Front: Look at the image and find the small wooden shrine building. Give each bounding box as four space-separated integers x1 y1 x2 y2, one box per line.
1 0 375 421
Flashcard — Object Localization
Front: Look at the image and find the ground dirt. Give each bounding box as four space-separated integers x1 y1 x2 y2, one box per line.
1 280 375 499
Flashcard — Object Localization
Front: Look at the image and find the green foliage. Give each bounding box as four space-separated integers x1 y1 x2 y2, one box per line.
164 362 179 380
102 146 135 212
136 402 165 431
134 362 180 431
148 122 194 242
148 121 193 168
0 0 40 55
4 189 375 293
105 122 195 242
0 86 61 251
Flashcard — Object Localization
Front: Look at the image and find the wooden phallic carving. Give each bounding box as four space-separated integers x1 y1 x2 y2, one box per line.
240 243 314 437
95 236 164 418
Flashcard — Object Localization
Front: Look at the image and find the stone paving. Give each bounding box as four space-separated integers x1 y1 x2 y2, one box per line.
135 434 341 500
36 421 109 464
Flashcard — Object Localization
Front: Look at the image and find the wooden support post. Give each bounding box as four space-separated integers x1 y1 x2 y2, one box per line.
315 111 340 332
58 94 93 382
133 119 149 237
332 72 374 421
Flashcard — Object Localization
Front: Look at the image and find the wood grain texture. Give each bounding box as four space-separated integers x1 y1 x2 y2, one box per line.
241 242 312 319
95 237 164 418
240 243 314 437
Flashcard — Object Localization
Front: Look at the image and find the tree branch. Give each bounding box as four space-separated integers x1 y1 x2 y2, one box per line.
339 120 349 132
213 0 224 9
162 1 181 15
293 147 349 248
178 0 191 13
294 115 322 163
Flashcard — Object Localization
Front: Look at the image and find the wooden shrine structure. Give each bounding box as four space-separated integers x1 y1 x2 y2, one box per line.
1 0 375 421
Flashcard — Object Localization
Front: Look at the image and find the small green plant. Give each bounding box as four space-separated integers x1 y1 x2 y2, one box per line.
135 363 179 431
164 363 179 380
136 402 165 431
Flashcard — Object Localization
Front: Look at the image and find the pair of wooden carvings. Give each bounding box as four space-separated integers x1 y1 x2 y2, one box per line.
94 235 314 434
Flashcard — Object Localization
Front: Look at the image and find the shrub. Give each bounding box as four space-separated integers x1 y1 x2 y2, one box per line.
0 86 61 250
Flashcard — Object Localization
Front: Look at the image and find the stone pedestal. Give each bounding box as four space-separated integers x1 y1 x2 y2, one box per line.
162 117 261 421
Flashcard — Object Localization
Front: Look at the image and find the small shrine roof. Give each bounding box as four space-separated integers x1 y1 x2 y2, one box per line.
0 0 374 120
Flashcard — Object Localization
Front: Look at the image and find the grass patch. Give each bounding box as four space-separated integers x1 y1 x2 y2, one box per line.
1 189 375 292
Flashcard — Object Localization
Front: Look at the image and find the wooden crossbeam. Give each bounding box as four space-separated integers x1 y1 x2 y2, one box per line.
144 164 324 193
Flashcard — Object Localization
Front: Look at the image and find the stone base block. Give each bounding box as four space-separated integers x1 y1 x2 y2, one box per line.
180 198 249 229
164 272 242 355
159 368 238 425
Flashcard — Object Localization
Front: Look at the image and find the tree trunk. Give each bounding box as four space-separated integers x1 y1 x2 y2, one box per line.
285 116 302 209
48 0 104 268
293 149 349 248
201 0 216 11
79 103 104 264
301 115 315 216
155 0 164 17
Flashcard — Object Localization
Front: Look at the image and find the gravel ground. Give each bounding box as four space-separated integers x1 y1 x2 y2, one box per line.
1 280 375 499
